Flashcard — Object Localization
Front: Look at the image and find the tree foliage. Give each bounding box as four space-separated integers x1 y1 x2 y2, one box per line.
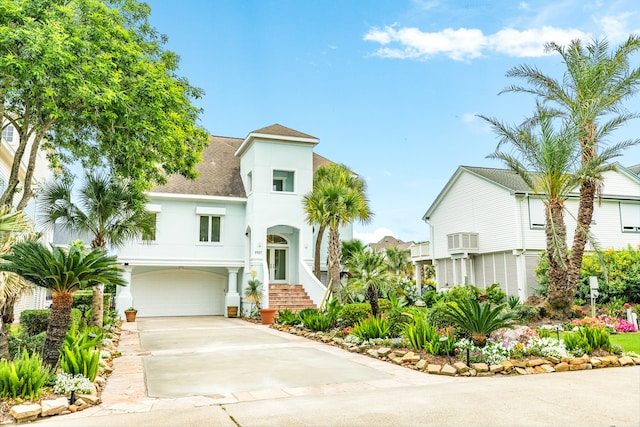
0 0 209 209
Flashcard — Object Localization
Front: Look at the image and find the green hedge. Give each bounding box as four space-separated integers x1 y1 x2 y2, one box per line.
19 310 50 336
337 303 371 328
72 291 112 312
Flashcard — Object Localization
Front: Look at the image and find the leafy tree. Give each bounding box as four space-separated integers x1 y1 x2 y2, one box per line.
496 36 640 317
39 172 154 327
0 241 125 367
345 250 394 317
303 164 372 301
0 0 209 211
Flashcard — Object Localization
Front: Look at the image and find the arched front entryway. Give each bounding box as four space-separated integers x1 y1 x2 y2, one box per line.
267 234 288 283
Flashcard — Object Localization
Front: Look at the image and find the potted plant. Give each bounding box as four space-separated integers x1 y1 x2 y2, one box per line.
244 270 276 324
124 306 138 322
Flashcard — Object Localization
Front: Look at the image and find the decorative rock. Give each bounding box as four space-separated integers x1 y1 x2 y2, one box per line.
554 362 570 372
534 366 546 374
570 355 589 365
631 356 640 365
454 362 469 373
427 364 442 374
470 363 488 372
78 393 101 405
377 347 392 357
510 359 527 368
41 397 69 416
367 349 380 358
68 405 78 413
348 346 361 353
100 349 111 359
527 359 546 367
10 404 41 421
94 375 107 387
603 356 620 367
546 356 560 364
590 358 602 368
401 352 421 363
489 364 504 373
540 364 556 373
441 364 457 376
525 367 536 374
491 325 539 344
619 356 634 366
416 359 427 371
391 357 403 365
514 367 528 375
501 360 514 372
569 363 591 371
393 350 407 357
477 371 494 377
468 369 477 376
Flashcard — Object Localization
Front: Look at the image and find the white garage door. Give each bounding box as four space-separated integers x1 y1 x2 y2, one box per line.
131 269 225 317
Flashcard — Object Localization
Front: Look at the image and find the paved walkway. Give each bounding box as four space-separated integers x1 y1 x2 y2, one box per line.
34 317 640 427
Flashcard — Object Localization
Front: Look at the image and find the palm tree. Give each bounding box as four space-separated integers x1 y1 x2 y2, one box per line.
499 36 640 316
385 247 411 278
303 164 372 301
0 240 125 366
346 250 393 316
39 172 155 327
482 105 629 318
341 239 366 266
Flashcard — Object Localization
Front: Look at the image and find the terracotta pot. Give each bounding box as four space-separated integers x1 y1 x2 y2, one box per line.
125 310 137 322
227 306 238 318
259 308 277 325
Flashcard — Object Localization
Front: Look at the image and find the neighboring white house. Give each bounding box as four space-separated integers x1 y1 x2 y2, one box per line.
420 164 640 301
1 121 53 320
115 124 352 317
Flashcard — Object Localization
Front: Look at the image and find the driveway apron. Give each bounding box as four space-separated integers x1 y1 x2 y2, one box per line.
138 316 443 400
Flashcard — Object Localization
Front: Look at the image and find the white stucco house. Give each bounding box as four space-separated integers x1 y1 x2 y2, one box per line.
420 164 640 301
1 121 53 319
115 124 351 318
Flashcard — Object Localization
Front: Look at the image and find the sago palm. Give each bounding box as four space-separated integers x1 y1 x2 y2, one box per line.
39 172 155 327
499 36 640 317
443 298 517 347
0 241 125 367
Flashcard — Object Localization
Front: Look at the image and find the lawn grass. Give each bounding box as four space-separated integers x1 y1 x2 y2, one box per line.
610 332 640 354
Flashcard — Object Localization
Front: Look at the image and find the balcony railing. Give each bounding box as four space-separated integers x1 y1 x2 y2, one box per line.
447 232 479 254
410 242 431 259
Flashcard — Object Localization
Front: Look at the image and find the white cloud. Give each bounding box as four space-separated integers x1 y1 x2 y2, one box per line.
519 2 530 10
364 25 590 60
353 227 396 244
596 13 640 43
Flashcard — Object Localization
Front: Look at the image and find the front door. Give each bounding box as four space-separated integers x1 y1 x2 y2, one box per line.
267 234 288 283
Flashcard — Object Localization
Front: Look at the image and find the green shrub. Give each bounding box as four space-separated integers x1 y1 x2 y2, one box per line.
563 326 612 355
386 306 425 337
59 326 103 381
19 310 50 336
484 283 507 305
425 301 457 329
510 304 541 324
0 349 49 400
72 291 112 318
8 331 46 359
277 309 300 326
300 311 332 332
352 316 390 340
378 299 391 313
403 314 455 356
421 288 441 308
507 295 521 309
337 303 371 328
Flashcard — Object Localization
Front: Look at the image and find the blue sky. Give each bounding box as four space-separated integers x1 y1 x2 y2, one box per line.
144 0 640 244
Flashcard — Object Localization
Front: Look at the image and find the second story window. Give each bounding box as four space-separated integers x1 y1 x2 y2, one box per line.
620 202 640 233
273 170 294 192
199 215 221 242
142 213 158 241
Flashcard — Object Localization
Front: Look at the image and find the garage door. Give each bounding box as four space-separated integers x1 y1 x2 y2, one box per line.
131 269 226 317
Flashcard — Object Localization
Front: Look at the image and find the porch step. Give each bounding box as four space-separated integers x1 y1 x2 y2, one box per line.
268 284 317 312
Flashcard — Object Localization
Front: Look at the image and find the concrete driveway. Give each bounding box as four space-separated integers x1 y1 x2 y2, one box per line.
35 316 640 427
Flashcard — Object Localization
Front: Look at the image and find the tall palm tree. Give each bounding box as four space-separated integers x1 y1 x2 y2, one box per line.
0 240 125 366
303 164 372 300
346 250 393 317
341 239 366 266
499 36 640 316
481 106 628 318
39 172 155 327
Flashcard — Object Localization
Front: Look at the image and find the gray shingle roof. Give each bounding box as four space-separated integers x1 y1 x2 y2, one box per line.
628 164 640 176
151 126 334 198
461 166 532 192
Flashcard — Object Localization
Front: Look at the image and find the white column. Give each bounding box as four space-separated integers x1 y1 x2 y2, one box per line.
414 262 422 295
115 266 133 319
225 268 241 316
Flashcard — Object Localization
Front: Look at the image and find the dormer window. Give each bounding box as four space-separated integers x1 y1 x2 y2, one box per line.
273 170 294 192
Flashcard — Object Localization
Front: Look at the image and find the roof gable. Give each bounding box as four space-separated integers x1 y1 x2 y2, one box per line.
235 123 319 157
